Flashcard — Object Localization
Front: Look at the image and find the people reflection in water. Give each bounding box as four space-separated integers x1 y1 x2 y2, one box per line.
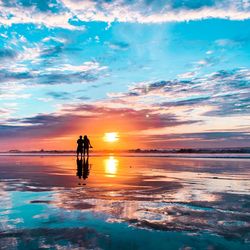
83 157 90 180
76 157 90 185
76 158 83 182
83 135 92 157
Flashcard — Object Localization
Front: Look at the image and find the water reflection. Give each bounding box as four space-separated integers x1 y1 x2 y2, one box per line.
1 155 250 249
104 156 118 177
76 157 91 185
83 157 90 180
76 158 83 181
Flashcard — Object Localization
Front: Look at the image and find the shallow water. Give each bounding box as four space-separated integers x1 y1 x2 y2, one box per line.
0 155 250 249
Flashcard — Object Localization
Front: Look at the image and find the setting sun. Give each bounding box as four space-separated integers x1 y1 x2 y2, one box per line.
103 132 119 142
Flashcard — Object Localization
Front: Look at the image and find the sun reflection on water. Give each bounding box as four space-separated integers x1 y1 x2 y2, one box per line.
104 156 118 177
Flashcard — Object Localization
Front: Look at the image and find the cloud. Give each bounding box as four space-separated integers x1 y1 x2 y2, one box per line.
108 79 191 99
46 91 71 100
160 96 210 107
215 39 240 47
133 131 250 148
107 41 130 50
205 92 250 116
0 104 196 141
108 68 250 116
178 71 197 79
0 36 109 87
0 61 107 85
0 108 13 120
42 36 67 44
40 45 64 58
0 70 32 81
0 48 17 60
0 83 30 100
1 0 250 30
0 0 81 30
195 57 219 68
61 0 250 23
162 131 250 141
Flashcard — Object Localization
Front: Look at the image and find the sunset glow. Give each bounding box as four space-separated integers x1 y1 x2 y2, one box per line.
0 0 249 151
103 133 119 143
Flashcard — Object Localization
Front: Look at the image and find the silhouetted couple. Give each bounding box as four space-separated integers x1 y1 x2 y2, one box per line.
77 135 92 158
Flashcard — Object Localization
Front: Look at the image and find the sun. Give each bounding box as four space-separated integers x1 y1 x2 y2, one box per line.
103 132 119 142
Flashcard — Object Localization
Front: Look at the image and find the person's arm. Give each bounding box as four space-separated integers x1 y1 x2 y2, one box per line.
89 140 93 148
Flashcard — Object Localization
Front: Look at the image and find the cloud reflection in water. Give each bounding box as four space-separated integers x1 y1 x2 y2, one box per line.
0 155 250 249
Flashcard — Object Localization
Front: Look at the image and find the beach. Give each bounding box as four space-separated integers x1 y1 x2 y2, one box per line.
0 154 250 249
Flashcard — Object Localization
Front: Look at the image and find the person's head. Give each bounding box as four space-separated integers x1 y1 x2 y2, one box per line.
84 135 87 139
79 135 82 139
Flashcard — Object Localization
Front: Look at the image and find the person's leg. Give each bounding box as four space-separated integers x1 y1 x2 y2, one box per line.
87 147 89 157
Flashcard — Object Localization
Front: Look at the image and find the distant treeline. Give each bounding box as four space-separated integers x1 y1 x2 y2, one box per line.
5 147 250 154
129 148 250 154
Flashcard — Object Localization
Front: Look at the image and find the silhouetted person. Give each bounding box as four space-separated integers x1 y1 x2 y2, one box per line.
76 158 83 184
83 135 92 157
83 157 90 180
77 135 84 158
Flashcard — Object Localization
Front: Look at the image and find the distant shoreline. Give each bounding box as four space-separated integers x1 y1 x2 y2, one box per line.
1 152 250 159
1 148 250 159
1 147 250 154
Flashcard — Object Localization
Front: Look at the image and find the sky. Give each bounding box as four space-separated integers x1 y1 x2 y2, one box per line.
0 0 250 151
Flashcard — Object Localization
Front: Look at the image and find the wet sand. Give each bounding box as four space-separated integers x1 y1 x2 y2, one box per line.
0 155 250 249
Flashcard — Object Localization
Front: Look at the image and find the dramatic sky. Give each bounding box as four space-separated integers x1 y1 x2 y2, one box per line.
0 0 250 150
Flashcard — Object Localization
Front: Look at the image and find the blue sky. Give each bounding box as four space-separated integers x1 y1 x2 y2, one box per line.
0 0 250 150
